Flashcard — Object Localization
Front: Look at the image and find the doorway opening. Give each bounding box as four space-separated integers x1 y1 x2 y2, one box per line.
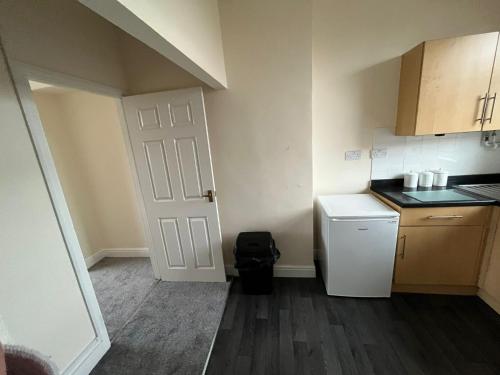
29 81 158 340
18 71 229 373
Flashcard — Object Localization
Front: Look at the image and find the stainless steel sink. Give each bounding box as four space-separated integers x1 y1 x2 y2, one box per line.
456 183 500 201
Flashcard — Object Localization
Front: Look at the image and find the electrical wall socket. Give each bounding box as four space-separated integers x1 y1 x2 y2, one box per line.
371 148 388 159
345 150 362 161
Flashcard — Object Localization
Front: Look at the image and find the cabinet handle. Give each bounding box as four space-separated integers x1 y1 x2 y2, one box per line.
399 234 407 259
476 93 488 124
426 215 464 220
484 92 497 124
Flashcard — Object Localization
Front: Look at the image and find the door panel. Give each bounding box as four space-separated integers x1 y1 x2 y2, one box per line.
138 106 162 130
159 218 185 268
417 32 498 134
144 140 174 201
483 34 500 131
175 137 203 199
395 226 483 285
123 88 225 282
188 217 214 268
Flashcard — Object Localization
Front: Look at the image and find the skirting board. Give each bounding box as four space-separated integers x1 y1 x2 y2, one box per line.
225 264 316 278
62 336 110 375
478 288 500 315
85 248 150 268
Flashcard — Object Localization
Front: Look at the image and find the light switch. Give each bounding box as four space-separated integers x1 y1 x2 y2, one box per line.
345 150 362 161
371 148 388 159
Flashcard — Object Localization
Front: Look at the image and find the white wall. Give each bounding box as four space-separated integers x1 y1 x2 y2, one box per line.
0 49 95 372
372 128 500 179
33 89 146 258
80 0 227 89
313 0 500 195
205 0 313 267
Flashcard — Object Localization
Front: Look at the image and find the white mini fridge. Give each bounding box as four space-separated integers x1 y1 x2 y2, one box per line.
318 194 400 297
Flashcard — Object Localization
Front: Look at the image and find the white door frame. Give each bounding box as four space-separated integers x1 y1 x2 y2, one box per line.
9 60 159 375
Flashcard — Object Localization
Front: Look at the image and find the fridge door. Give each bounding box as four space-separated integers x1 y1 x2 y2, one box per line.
328 218 399 297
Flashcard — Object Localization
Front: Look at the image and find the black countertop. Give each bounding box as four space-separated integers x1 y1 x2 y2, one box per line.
371 174 500 208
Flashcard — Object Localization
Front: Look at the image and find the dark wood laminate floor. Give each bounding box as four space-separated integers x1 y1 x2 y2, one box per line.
206 277 500 375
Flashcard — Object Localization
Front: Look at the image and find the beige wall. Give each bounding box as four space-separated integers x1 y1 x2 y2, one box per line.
313 0 500 196
33 89 146 258
117 0 226 86
0 0 210 95
112 0 315 267
205 0 313 266
0 0 127 91
120 34 206 96
0 1 201 371
312 0 500 246
0 49 95 371
80 0 227 88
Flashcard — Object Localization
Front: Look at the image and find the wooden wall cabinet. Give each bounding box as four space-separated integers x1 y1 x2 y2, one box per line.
396 32 500 135
483 43 500 132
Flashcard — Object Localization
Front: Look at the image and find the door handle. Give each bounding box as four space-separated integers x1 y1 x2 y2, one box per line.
477 93 488 124
399 234 406 259
202 189 215 202
484 92 497 124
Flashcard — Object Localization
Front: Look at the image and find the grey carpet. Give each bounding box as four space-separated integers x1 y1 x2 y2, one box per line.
89 258 158 340
89 258 230 375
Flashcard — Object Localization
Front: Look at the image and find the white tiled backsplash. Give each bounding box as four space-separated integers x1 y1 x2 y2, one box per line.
371 128 500 180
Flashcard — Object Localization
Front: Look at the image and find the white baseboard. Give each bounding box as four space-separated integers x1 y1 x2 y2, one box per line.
225 264 316 278
62 336 110 375
85 252 104 268
478 288 500 315
85 248 150 268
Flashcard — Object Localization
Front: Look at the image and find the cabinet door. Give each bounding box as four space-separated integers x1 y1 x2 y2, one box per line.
416 32 498 135
483 34 500 131
483 211 500 302
395 226 483 285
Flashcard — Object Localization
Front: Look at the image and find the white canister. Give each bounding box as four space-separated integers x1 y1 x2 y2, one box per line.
404 172 419 188
418 171 434 187
433 170 449 187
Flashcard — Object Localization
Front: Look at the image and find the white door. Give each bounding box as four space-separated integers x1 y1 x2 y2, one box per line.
122 88 225 282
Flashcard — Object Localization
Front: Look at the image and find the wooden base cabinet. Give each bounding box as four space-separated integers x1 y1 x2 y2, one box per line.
479 207 500 314
390 205 490 295
395 226 484 286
